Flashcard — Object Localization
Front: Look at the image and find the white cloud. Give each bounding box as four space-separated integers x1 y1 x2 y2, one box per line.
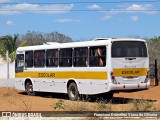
0 3 74 15
126 4 158 14
0 0 10 3
101 16 112 20
88 4 101 10
36 4 74 14
105 4 158 15
130 16 139 21
6 20 13 25
101 4 158 21
54 19 80 23
15 3 39 10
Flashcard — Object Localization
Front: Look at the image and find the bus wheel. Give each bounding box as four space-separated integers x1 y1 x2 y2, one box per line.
67 82 79 101
25 82 36 96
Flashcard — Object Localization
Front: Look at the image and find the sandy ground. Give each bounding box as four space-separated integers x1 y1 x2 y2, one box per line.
0 85 160 112
0 85 160 120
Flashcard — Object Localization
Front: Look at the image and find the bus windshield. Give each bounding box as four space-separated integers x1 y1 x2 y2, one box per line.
111 41 147 58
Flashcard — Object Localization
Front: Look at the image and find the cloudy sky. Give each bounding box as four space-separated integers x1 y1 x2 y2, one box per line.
0 0 160 40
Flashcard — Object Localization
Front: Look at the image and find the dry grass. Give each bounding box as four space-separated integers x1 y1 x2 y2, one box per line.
62 98 117 112
130 98 157 111
53 97 157 112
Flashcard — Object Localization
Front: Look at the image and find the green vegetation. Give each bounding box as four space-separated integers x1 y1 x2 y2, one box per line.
0 34 29 62
0 31 73 62
54 100 65 110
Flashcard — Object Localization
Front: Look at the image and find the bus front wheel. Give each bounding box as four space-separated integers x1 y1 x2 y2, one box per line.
25 82 36 96
67 82 79 101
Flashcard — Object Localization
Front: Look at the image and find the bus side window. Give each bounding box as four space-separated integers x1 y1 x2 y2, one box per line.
73 47 88 67
59 48 72 67
46 49 58 67
34 50 45 67
25 51 33 67
89 46 106 67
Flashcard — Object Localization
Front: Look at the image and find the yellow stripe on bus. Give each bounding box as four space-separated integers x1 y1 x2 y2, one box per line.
113 68 147 77
15 71 108 80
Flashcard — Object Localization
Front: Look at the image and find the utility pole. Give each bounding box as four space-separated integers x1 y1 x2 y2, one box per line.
155 59 159 86
6 50 9 80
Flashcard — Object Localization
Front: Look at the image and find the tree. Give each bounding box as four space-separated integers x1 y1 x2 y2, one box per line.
147 36 160 64
0 34 29 62
21 31 73 46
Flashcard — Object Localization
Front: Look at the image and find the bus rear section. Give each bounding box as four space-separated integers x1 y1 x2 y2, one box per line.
109 40 149 91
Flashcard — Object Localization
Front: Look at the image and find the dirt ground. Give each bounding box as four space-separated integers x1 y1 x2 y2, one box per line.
0 84 160 112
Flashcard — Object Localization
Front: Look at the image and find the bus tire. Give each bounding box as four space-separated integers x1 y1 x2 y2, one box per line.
25 82 36 96
67 82 79 101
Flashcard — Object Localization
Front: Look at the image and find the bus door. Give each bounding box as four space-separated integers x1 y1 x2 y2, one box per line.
111 41 148 84
15 53 25 73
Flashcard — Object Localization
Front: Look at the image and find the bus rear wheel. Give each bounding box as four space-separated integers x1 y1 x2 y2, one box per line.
67 82 79 101
25 82 36 96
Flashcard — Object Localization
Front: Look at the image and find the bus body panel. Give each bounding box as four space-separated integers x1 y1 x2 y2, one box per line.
15 78 26 91
15 67 109 94
111 58 149 84
15 77 109 94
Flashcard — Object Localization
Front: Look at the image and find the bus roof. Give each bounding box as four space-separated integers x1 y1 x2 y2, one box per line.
16 38 146 52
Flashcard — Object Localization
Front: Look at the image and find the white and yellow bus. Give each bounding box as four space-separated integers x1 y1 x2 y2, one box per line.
15 38 150 101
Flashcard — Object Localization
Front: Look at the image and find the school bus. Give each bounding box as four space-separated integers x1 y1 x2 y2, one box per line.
15 38 150 101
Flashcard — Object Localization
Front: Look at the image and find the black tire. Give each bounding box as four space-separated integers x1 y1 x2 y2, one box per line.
67 82 79 101
25 82 36 96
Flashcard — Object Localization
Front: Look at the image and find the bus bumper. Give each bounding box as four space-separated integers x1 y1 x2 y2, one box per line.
108 82 150 91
